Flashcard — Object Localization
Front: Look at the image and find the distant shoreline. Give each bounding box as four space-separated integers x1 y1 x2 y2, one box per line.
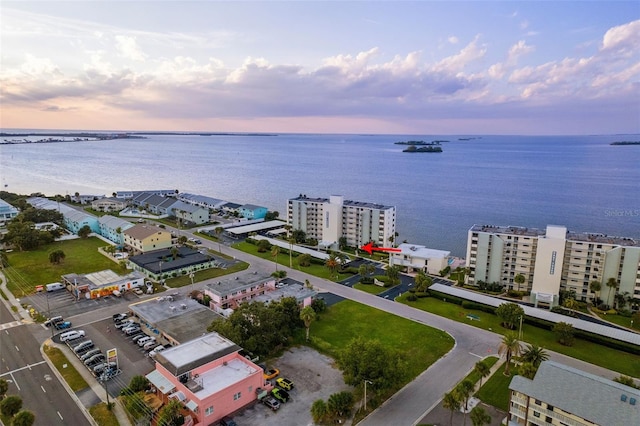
610 141 640 146
0 131 278 145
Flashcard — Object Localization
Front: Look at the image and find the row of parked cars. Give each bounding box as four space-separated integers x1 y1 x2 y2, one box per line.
113 313 167 358
258 366 295 411
44 315 72 330
59 329 118 380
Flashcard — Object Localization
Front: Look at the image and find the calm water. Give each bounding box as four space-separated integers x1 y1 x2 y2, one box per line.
2 133 639 256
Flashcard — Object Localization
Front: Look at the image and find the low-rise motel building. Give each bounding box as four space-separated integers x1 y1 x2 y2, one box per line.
508 361 640 426
123 224 172 254
61 269 145 299
146 332 265 426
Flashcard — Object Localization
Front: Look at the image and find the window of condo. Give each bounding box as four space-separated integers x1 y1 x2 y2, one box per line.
233 392 241 400
205 406 214 416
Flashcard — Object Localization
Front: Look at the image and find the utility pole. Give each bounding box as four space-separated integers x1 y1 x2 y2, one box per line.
364 380 373 411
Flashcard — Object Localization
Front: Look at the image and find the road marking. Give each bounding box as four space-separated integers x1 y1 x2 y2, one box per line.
0 361 46 377
0 321 22 331
57 411 63 420
41 385 46 393
469 352 483 359
15 346 19 352
10 373 20 390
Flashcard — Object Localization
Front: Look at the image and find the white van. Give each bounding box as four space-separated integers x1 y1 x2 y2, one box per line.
60 330 85 342
137 336 153 347
46 282 65 292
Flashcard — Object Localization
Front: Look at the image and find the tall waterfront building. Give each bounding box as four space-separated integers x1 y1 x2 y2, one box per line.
287 195 396 250
466 224 640 307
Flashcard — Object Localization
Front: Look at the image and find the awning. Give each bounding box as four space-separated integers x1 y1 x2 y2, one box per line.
169 390 186 402
146 370 176 395
185 399 199 412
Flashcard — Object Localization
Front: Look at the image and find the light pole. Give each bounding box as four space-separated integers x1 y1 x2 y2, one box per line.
159 261 163 285
364 379 373 411
188 272 195 297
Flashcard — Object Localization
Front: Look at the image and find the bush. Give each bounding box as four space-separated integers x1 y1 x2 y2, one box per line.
415 292 429 298
507 289 525 298
550 306 577 318
406 294 417 302
461 301 496 314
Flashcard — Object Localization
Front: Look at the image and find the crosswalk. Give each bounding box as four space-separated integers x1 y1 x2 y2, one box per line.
0 320 25 331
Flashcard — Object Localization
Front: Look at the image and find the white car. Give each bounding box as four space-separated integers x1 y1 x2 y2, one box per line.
143 340 158 350
60 330 85 342
148 345 166 358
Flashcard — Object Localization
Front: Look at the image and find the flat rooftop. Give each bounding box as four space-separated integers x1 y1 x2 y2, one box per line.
396 243 450 258
129 294 222 343
252 283 316 304
567 232 640 247
155 332 241 377
195 357 260 399
470 224 545 237
205 274 273 296
128 246 211 274
225 220 287 235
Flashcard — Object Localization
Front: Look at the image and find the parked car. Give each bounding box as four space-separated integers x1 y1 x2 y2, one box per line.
93 361 117 375
60 330 85 342
84 354 105 367
263 395 281 411
112 313 127 322
271 387 289 403
148 345 165 358
124 326 141 336
276 377 294 390
80 348 102 362
263 368 280 380
115 319 134 329
219 417 237 426
131 334 147 343
54 321 72 330
44 316 63 327
143 340 158 350
138 336 155 347
73 340 94 354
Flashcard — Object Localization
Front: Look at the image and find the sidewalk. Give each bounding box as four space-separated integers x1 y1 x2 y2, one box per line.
42 340 132 426
0 270 34 323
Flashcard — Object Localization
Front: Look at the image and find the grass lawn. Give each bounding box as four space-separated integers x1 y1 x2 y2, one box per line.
398 294 640 378
476 363 512 412
165 261 250 288
308 299 454 383
5 237 128 297
353 282 385 295
458 356 498 387
90 403 120 426
43 344 88 392
233 241 351 281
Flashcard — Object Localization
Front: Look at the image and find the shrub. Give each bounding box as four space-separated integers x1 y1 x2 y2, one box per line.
406 294 417 302
415 292 429 298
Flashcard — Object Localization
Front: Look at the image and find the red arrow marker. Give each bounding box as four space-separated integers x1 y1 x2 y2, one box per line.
360 242 402 255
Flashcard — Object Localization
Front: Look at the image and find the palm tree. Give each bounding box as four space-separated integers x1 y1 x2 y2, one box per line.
589 280 602 303
271 245 280 272
300 306 316 341
498 332 521 376
457 379 475 426
605 277 618 308
288 236 296 268
414 271 433 292
520 344 548 368
214 226 224 252
385 265 400 286
514 274 525 291
442 390 461 426
563 297 578 310
518 361 538 379
470 406 492 426
474 360 490 389
325 253 339 279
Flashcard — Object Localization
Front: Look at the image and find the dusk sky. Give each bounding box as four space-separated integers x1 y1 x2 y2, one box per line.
1 1 639 135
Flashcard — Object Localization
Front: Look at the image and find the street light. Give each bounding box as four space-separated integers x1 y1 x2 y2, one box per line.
364 380 373 411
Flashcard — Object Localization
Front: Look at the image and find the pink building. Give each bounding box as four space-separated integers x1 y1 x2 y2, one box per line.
146 332 265 426
204 275 277 315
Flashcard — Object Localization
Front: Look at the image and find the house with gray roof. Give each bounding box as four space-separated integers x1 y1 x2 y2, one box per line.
238 204 268 220
508 361 640 426
98 215 135 246
178 193 228 210
0 199 19 225
170 200 209 225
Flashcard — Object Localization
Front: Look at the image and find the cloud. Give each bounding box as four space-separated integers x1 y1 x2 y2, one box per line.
448 36 459 44
601 19 640 55
432 36 487 73
115 35 146 61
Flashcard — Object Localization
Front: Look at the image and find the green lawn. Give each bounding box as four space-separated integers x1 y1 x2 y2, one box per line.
43 344 88 392
89 403 120 426
476 363 512 411
398 294 640 378
5 237 128 297
353 282 385 295
165 261 250 288
458 356 498 387
308 299 454 383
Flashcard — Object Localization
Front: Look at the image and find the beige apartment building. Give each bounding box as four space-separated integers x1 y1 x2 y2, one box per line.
123 224 173 254
466 224 640 307
287 195 396 249
508 361 639 426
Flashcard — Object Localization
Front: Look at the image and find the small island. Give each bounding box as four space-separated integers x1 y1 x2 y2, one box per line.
403 144 443 153
394 140 448 145
610 141 640 146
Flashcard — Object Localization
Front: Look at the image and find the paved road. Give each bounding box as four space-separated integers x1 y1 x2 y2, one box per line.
0 302 90 426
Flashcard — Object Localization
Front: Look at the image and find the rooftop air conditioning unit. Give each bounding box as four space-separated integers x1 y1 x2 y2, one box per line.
181 304 187 309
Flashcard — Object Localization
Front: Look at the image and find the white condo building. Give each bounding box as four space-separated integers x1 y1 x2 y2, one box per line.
466 224 640 308
287 195 396 249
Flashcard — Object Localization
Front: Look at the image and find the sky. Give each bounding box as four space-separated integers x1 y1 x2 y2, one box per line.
1 1 639 135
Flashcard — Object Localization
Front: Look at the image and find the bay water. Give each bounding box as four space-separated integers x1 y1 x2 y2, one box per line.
1 132 639 257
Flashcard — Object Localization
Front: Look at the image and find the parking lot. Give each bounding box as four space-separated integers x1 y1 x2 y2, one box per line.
233 346 352 426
